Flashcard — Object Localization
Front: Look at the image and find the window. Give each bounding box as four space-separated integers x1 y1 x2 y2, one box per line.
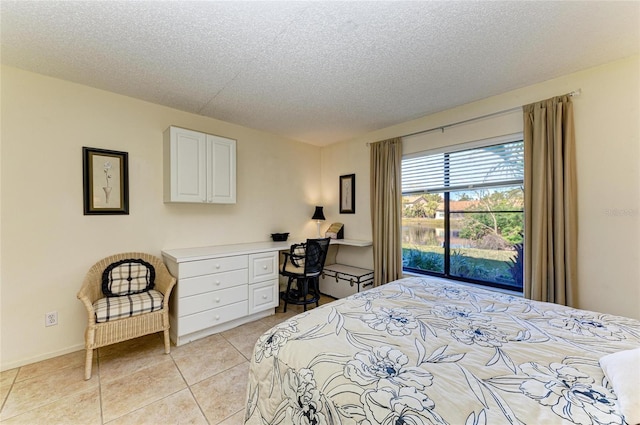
401 137 524 292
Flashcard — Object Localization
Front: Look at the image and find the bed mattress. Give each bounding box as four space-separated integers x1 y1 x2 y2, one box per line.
244 276 640 424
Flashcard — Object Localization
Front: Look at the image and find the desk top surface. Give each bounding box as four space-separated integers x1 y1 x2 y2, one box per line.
162 238 372 263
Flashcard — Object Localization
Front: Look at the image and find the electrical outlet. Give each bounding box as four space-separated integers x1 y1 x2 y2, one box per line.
45 311 58 327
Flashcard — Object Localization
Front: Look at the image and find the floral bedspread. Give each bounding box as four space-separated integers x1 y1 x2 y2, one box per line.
244 277 640 425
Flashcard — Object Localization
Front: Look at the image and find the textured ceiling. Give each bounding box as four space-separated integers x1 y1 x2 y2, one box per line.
1 1 639 146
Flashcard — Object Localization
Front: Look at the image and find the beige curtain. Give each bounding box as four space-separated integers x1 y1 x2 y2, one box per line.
370 137 403 286
523 95 577 306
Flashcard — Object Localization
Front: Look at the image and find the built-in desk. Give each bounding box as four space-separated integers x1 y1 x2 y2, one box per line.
328 238 372 247
162 241 289 346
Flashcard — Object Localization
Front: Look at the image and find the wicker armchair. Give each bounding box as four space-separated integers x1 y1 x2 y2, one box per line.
77 252 176 380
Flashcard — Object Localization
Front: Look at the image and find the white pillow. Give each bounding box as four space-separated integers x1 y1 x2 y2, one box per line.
600 347 640 425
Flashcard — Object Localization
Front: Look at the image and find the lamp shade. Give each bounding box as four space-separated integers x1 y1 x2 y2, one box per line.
311 206 325 221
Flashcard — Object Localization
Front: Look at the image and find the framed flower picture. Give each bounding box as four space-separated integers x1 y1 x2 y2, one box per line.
82 147 129 215
339 174 355 214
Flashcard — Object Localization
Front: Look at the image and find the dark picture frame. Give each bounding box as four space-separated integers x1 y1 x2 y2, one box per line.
82 147 129 215
339 174 355 214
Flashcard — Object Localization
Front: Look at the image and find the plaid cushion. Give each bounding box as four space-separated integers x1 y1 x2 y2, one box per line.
283 261 304 275
290 243 306 268
93 290 164 323
102 259 155 296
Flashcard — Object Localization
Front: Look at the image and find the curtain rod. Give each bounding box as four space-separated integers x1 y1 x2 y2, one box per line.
366 89 581 146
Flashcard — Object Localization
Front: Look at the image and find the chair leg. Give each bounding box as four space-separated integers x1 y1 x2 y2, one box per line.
302 278 308 312
163 329 171 354
84 348 93 380
283 277 294 313
314 277 320 307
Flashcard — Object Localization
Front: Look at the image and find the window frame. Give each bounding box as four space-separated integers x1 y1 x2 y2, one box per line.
401 133 524 292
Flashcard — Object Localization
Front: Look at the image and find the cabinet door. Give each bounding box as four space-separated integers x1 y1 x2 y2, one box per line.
164 127 207 203
249 252 278 283
207 135 236 204
249 279 278 314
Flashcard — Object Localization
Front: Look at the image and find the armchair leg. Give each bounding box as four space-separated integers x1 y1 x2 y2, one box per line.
163 329 171 354
84 348 93 380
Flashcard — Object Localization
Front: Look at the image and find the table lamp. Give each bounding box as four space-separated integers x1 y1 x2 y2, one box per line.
311 206 325 238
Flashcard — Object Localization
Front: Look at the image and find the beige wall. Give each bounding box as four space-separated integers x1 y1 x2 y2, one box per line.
0 67 321 369
322 55 639 319
2 55 638 370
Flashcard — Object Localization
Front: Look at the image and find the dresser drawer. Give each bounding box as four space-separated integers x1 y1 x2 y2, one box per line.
179 285 248 317
178 269 247 297
249 279 278 314
179 301 248 335
180 255 248 278
249 252 278 283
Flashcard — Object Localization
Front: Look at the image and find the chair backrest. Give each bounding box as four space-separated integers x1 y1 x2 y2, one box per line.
78 252 177 308
303 238 331 276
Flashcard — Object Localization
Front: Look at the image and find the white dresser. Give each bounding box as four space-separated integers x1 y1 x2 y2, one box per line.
162 241 289 346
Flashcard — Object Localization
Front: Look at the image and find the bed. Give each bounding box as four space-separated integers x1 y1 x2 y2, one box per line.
244 276 640 424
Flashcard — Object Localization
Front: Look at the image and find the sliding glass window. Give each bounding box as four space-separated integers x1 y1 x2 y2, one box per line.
401 138 524 292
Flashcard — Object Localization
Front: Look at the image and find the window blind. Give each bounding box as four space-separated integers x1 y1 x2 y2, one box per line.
402 140 524 194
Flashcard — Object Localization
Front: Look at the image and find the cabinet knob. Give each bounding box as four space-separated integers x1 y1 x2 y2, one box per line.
262 265 268 270
215 297 221 303
262 295 267 299
215 280 221 286
215 315 220 320
215 264 221 269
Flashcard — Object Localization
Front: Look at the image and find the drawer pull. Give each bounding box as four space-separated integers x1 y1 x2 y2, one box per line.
262 295 268 299
215 264 221 269
215 315 220 321
215 280 221 286
263 265 268 270
215 297 221 303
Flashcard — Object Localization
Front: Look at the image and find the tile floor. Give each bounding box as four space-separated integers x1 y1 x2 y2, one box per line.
0 296 333 425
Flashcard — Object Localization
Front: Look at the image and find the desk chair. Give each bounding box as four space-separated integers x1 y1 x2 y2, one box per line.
280 238 330 312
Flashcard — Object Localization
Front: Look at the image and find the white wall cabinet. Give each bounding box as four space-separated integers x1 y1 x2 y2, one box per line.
162 241 287 346
163 126 236 204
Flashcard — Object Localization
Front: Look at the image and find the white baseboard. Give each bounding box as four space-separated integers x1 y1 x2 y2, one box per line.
1 343 85 372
